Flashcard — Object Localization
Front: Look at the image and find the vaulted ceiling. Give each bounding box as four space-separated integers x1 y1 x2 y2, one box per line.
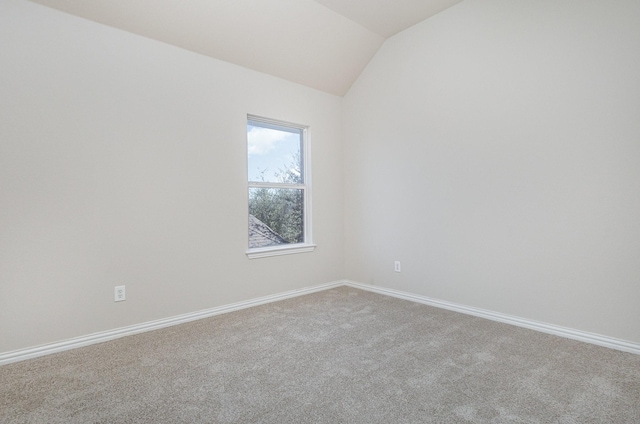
27 0 463 96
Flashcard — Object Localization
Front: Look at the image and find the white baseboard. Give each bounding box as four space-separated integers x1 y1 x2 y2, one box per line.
343 280 640 356
0 281 343 366
2 279 638 366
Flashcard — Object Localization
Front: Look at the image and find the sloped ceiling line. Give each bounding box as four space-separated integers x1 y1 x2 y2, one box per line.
27 0 463 96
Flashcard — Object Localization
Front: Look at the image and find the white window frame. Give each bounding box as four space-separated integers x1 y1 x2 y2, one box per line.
246 115 315 259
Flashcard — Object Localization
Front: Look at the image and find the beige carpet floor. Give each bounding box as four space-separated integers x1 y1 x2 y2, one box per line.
1 286 639 423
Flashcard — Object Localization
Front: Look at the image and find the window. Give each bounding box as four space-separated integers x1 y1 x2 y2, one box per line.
246 115 314 258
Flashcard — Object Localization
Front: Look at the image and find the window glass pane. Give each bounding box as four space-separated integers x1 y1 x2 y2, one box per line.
249 187 304 248
247 123 302 183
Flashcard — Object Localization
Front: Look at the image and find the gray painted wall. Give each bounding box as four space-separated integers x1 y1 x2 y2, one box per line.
343 0 640 344
0 0 344 353
2 0 639 355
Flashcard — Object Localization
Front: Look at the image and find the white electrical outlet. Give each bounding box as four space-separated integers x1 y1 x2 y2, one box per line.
114 285 126 302
394 261 401 273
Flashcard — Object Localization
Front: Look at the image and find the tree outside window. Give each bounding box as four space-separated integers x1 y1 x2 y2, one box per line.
247 116 312 255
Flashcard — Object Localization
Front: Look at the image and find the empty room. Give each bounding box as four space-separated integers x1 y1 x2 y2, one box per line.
1 0 639 422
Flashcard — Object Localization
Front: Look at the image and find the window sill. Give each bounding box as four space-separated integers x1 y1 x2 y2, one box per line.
246 243 316 259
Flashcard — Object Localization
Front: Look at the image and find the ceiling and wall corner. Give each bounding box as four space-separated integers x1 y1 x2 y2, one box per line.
314 0 465 38
3 0 639 358
0 0 346 353
342 0 640 345
26 0 464 96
